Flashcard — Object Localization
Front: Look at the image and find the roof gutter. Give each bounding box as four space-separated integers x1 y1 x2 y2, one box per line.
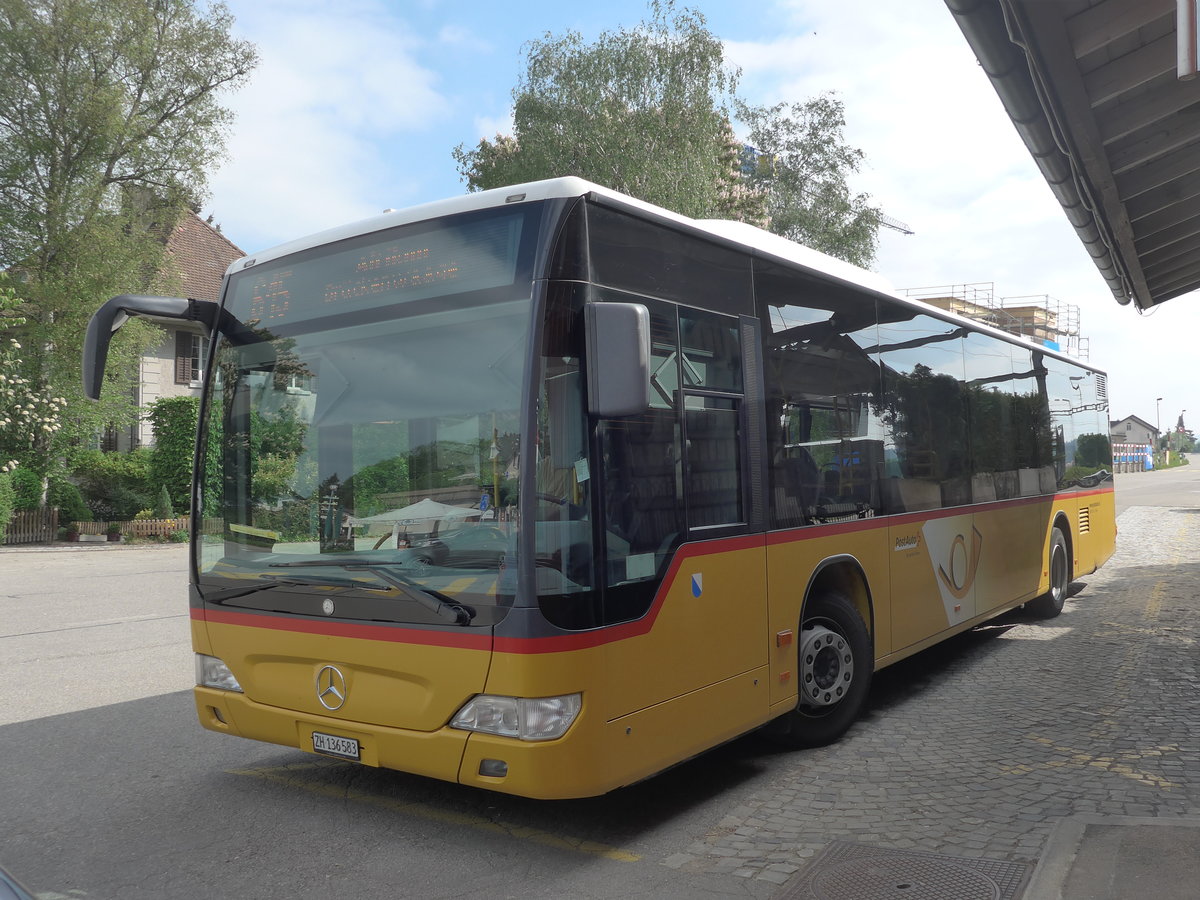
944 0 1140 307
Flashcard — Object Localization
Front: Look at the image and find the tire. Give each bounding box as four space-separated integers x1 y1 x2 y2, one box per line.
1028 527 1070 619
768 590 872 748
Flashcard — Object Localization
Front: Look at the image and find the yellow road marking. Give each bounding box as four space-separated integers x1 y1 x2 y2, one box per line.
227 762 641 862
1017 739 1185 787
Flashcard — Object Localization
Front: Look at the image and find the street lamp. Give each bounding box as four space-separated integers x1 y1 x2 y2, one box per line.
1157 397 1163 449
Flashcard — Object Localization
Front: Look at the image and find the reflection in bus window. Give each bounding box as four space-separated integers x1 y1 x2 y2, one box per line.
758 268 886 528
876 314 969 511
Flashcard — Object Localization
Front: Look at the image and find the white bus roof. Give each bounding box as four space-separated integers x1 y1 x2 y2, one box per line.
226 177 1101 373
225 176 892 294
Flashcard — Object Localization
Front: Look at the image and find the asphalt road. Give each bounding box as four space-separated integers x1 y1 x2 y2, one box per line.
3 467 1198 899
1113 462 1200 515
0 545 775 900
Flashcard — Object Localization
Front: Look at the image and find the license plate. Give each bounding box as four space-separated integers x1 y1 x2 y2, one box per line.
312 731 360 760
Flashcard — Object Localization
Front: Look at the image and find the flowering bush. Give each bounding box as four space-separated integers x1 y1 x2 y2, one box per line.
0 288 65 474
0 352 66 473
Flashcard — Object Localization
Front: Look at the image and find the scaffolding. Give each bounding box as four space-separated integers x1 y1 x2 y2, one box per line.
898 282 1087 359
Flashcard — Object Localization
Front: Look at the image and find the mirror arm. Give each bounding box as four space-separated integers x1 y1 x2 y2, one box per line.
83 294 220 400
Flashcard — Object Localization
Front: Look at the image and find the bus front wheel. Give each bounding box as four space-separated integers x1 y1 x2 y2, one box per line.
1028 527 1070 619
769 590 872 748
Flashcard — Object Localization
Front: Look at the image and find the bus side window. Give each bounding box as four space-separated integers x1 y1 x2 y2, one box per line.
684 397 743 528
876 313 969 512
679 309 745 531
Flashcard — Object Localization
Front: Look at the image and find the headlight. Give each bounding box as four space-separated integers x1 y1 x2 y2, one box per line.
450 693 581 741
195 654 243 692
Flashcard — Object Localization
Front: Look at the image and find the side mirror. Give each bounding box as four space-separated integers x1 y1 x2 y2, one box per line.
584 302 650 417
83 294 219 400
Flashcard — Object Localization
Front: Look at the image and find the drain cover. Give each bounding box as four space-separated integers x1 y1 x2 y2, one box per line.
775 841 1032 900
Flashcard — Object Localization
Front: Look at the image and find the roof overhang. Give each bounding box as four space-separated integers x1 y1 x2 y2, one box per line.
946 0 1200 310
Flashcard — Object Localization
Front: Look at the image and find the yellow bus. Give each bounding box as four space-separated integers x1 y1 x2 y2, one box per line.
83 178 1115 799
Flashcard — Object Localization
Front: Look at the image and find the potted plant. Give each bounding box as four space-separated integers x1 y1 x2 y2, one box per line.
105 523 122 542
64 524 80 542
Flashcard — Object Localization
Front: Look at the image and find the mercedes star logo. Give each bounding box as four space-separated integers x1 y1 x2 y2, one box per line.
315 665 347 711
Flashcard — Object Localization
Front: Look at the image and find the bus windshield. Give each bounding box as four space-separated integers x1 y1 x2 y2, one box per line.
195 204 543 627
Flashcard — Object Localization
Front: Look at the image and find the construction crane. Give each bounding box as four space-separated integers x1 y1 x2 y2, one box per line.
880 212 914 235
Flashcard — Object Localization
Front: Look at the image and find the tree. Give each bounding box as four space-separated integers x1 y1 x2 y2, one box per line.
453 0 765 223
453 1 880 264
739 96 882 267
0 0 257 472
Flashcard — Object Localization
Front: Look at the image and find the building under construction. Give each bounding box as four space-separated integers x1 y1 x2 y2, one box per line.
899 282 1087 360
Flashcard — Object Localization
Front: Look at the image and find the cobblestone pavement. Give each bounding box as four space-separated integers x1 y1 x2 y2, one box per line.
664 506 1200 887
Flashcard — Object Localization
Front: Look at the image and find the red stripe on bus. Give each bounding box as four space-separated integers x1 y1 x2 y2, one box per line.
192 607 492 650
500 532 767 653
193 533 768 655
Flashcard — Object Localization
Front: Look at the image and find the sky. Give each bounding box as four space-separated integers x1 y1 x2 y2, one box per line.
203 0 1196 435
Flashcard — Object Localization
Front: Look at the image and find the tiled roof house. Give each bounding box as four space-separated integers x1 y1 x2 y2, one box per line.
108 211 243 450
1108 415 1157 448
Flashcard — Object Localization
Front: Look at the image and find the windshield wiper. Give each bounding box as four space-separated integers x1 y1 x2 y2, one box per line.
268 560 477 625
203 573 392 604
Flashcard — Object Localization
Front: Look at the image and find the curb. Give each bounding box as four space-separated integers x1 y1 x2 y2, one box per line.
0 542 186 553
1026 814 1200 900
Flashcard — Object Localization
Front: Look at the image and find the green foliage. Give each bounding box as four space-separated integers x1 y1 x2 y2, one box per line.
0 278 65 474
453 1 880 264
0 471 13 542
71 447 154 520
738 96 882 267
0 0 257 464
91 484 153 522
168 529 189 543
874 365 1054 480
8 467 42 511
968 390 1016 474
880 364 969 480
0 0 258 267
147 396 200 513
347 456 409 518
254 498 319 542
1165 429 1196 455
48 475 91 522
252 407 307 458
454 1 764 223
1075 433 1112 469
155 484 176 519
251 453 298 507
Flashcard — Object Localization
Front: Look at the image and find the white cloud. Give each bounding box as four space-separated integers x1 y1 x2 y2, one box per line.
470 113 515 141
437 24 492 52
205 0 446 252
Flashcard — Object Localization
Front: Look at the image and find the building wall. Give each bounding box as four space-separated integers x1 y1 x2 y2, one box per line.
1110 417 1156 446
114 325 204 451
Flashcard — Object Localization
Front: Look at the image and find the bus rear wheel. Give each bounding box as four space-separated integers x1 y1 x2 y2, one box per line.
1028 527 1070 618
768 590 872 748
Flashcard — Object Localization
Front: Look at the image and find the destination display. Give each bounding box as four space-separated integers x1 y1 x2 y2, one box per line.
228 210 528 328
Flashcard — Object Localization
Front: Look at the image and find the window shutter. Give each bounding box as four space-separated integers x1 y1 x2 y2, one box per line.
175 331 191 383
